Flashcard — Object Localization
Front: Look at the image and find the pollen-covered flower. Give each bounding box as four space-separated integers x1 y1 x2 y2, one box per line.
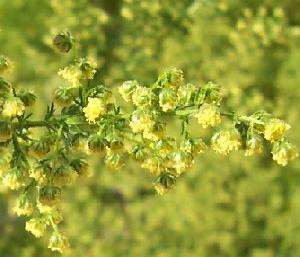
159 88 178 112
264 118 290 142
119 80 139 102
25 218 47 238
2 97 25 117
83 97 106 123
48 233 69 253
272 140 298 166
129 109 155 133
58 65 82 87
194 103 221 128
245 134 264 156
211 129 242 155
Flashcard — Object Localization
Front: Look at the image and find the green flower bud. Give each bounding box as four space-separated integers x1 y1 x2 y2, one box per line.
28 140 50 158
0 55 10 74
132 86 155 107
129 109 155 133
245 134 264 156
272 140 298 166
211 129 242 155
104 148 125 171
156 68 184 90
2 167 29 190
130 144 148 162
195 82 222 105
119 80 139 102
180 137 207 155
88 134 108 154
39 186 62 207
77 57 97 80
159 88 178 112
13 193 34 217
177 83 197 106
0 121 12 142
25 218 47 238
169 151 194 174
141 156 163 175
0 77 12 97
53 87 73 106
70 159 90 177
17 90 37 106
154 171 177 195
53 32 74 53
108 136 124 150
53 166 78 186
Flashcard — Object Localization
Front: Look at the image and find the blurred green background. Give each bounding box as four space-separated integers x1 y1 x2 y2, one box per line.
1 0 300 256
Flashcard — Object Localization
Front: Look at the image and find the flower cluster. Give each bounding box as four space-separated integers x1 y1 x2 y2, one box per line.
0 41 298 253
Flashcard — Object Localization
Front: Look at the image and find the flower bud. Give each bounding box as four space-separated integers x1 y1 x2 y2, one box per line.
70 159 90 177
159 88 178 112
53 32 74 53
53 87 73 106
0 77 12 97
130 145 148 162
272 140 298 166
48 233 69 253
53 166 78 186
38 186 62 207
194 103 221 128
119 80 139 102
154 171 177 195
13 194 34 216
88 134 108 154
141 157 163 175
211 129 242 155
78 57 97 80
0 56 10 74
104 149 125 171
129 109 155 133
180 137 207 155
195 82 222 105
2 167 29 190
28 140 50 158
177 83 196 106
169 151 194 174
0 121 12 142
17 90 36 106
108 136 124 150
264 118 290 142
156 68 184 90
245 134 264 156
132 86 155 107
142 122 166 141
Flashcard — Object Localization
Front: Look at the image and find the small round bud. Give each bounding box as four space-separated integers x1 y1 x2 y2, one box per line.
53 87 73 106
70 159 90 177
39 186 62 207
77 57 97 80
156 68 184 90
177 83 196 106
0 121 12 142
53 166 78 186
13 194 34 216
104 149 125 171
17 90 37 106
108 136 124 150
132 86 155 107
154 171 177 195
129 109 155 133
28 140 50 158
142 122 166 141
88 134 108 154
2 167 29 190
48 233 69 253
119 80 139 102
130 145 148 162
141 157 163 175
159 88 178 112
245 134 264 156
180 137 207 155
53 32 74 53
169 151 194 174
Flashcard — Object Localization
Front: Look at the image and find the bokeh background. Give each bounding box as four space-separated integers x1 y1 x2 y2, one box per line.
1 0 300 256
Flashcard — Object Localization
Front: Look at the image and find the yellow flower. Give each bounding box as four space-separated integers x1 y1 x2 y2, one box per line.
159 88 178 112
13 196 34 217
119 80 138 102
264 118 290 142
132 86 153 107
211 130 242 155
25 218 47 238
83 97 106 123
272 141 298 166
48 233 69 253
58 65 82 87
141 157 162 175
2 97 25 117
2 168 28 190
170 151 194 174
194 103 221 128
